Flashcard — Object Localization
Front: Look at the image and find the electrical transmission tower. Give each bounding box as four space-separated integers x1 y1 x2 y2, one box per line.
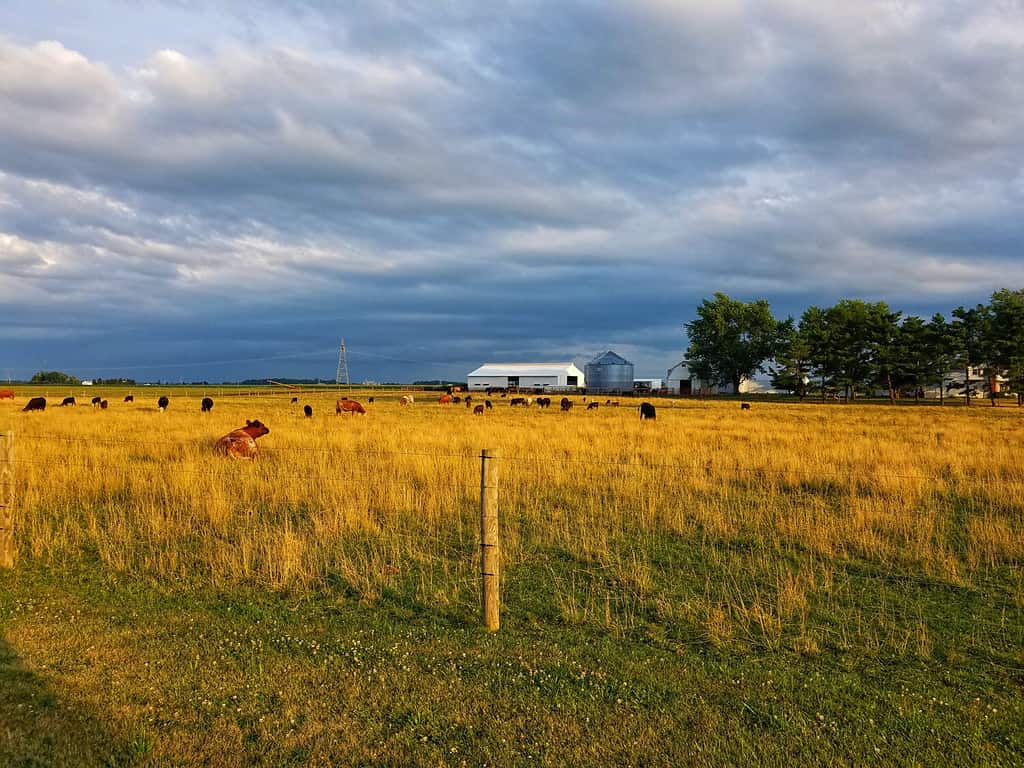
335 338 350 386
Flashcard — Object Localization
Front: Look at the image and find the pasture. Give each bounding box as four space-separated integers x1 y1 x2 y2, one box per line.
1 387 1022 766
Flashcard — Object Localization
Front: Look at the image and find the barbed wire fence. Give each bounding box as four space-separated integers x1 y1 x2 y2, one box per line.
1 428 1022 638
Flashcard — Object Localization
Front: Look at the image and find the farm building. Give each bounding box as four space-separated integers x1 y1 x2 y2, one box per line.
584 351 634 393
466 362 585 391
665 360 777 395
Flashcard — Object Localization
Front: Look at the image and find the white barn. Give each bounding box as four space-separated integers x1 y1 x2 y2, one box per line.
467 362 585 391
665 359 778 395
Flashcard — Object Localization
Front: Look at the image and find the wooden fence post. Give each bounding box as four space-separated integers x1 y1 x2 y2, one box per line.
480 448 500 631
0 431 14 569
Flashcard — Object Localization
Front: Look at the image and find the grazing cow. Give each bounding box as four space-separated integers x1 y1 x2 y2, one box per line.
23 397 46 412
0 389 14 400
201 397 214 413
61 396 76 407
587 402 599 410
510 397 526 407
303 404 313 418
91 396 102 406
485 400 493 409
214 419 270 459
439 394 453 405
452 396 462 404
473 404 485 415
640 402 656 421
100 400 108 409
124 395 134 403
291 396 299 403
336 398 366 415
158 396 169 412
400 395 414 406
740 402 751 411
560 399 573 412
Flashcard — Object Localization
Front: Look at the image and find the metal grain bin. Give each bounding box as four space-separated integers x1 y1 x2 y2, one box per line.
585 351 634 393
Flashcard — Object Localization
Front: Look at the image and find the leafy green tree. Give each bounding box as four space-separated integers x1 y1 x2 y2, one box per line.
950 303 994 405
813 300 901 401
771 321 814 399
988 288 1024 405
685 293 787 393
924 313 958 405
894 316 932 403
30 370 81 386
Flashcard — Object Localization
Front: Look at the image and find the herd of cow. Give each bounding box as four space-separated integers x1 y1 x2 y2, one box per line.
6 390 662 460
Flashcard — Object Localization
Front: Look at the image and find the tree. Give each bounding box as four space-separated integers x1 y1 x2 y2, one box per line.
30 370 81 386
950 303 994 405
812 300 901 401
771 320 814 399
684 293 787 393
988 288 1024 406
924 313 958 405
893 316 931 403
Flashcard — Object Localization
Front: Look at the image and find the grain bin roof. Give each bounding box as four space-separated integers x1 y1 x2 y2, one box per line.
589 351 631 366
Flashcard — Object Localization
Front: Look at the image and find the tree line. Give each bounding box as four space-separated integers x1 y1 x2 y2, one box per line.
684 289 1024 405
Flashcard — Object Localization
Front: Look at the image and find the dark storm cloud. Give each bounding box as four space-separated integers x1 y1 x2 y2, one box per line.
1 1 1023 381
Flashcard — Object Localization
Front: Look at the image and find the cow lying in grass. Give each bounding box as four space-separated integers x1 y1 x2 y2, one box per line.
214 420 270 459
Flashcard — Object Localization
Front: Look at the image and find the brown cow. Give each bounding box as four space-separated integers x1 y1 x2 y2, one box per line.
439 394 453 404
473 404 485 415
336 399 366 415
560 397 573 411
214 420 270 459
0 389 14 400
587 402 599 410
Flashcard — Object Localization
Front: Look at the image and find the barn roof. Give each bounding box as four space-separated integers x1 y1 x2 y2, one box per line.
468 362 581 378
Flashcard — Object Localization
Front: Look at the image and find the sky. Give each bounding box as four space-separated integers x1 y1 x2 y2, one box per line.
1 1 1022 382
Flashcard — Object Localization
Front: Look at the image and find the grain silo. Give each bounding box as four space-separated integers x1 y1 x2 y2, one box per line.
585 351 634 393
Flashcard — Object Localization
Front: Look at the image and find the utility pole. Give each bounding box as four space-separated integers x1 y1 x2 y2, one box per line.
335 339 350 386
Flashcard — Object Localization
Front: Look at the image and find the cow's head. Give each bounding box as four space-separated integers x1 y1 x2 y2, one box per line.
244 419 270 438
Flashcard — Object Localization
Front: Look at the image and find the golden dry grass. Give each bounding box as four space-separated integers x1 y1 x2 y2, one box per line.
3 389 1023 620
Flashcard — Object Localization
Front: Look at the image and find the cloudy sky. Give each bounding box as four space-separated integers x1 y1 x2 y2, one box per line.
1 1 1022 382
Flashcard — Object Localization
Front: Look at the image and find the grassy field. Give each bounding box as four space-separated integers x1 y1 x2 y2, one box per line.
1 387 1022 766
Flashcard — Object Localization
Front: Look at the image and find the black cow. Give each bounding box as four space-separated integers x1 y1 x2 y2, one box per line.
368 397 375 404
740 402 751 410
61 396 76 407
303 404 313 418
158 396 169 412
510 397 526 407
452 396 461 404
587 402 599 410
101 400 108 409
201 397 214 413
560 398 573 412
485 400 493 410
640 402 656 420
291 396 299 403
124 394 134 402
91 396 102 406
23 397 46 412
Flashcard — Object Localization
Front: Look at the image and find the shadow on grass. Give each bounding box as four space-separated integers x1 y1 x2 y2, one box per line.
0 635 142 767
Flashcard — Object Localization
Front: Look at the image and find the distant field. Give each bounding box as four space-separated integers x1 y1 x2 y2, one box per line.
1 389 1022 766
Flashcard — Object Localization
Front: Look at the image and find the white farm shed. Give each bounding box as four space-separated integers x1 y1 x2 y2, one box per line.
666 360 777 395
467 362 585 391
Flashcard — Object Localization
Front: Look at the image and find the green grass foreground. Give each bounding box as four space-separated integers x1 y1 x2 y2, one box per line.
1 546 1021 767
